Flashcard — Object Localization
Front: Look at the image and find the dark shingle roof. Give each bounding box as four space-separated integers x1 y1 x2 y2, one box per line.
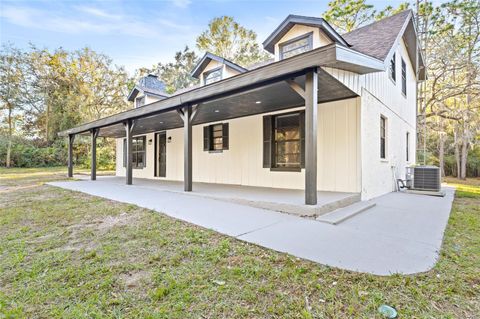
342 10 412 61
138 74 167 94
127 74 169 101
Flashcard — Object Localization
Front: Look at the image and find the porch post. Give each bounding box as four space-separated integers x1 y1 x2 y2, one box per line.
90 128 99 180
67 134 75 178
124 120 133 185
183 105 193 192
305 68 318 205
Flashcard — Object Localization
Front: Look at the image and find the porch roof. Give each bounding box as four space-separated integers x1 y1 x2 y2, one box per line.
59 43 383 138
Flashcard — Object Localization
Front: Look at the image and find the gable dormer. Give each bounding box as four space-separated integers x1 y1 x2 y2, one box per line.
263 15 349 61
127 74 169 108
191 52 247 86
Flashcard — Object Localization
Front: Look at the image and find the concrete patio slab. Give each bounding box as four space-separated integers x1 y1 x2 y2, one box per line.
48 178 455 276
71 175 359 217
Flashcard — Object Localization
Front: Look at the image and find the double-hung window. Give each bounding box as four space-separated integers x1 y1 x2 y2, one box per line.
123 136 146 168
203 67 223 85
203 123 229 152
274 113 301 168
380 116 387 159
279 32 313 60
401 58 407 96
262 111 305 171
389 53 396 82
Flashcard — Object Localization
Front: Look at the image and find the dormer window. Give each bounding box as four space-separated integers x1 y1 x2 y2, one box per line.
204 67 223 85
279 32 313 60
135 96 145 108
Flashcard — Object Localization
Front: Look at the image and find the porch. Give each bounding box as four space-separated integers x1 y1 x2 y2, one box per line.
60 45 383 205
74 175 359 217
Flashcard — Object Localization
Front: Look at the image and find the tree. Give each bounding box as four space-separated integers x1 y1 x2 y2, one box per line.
72 48 130 122
422 0 480 179
323 0 376 33
196 16 270 66
375 2 410 20
153 46 199 94
0 44 25 167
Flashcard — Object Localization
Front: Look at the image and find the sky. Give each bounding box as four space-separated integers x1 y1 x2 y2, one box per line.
0 0 436 74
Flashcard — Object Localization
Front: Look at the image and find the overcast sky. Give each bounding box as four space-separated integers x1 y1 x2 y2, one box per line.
0 0 441 74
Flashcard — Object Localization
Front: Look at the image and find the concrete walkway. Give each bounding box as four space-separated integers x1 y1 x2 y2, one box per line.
48 178 455 276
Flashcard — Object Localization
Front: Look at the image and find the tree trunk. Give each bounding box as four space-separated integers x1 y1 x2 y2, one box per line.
439 133 445 177
460 124 469 180
6 103 13 168
454 131 461 179
460 141 468 180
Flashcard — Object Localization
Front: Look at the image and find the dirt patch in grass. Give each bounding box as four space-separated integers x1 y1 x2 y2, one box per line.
120 270 151 289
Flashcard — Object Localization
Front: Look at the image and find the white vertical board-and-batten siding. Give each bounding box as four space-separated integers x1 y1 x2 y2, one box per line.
116 98 361 193
325 38 417 199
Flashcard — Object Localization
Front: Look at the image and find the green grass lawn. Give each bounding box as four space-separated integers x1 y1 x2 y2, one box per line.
0 170 478 318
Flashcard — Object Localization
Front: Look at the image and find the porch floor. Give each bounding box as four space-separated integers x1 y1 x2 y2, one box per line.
73 176 360 217
49 177 455 275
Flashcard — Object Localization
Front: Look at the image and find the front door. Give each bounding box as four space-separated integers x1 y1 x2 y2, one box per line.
155 132 166 177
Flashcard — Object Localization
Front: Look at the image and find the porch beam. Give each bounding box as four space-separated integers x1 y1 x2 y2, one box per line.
285 79 305 99
305 68 318 205
67 134 75 178
90 129 99 180
179 104 193 191
124 120 133 185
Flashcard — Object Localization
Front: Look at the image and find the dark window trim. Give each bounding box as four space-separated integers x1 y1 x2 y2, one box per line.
380 115 387 160
279 32 313 60
389 53 396 83
270 110 303 171
123 135 147 169
406 131 410 162
204 122 228 152
401 58 407 97
203 66 223 85
270 167 302 172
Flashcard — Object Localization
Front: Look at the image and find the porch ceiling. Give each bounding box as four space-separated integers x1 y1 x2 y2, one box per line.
93 69 357 138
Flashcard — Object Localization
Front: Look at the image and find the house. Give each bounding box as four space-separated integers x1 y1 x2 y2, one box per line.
60 10 425 206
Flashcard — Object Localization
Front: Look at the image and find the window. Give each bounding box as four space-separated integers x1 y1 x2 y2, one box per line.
211 124 224 150
274 113 301 168
380 116 387 159
123 136 146 169
203 123 229 151
135 96 145 108
406 132 410 162
401 58 407 96
279 32 313 60
389 53 396 82
203 67 223 85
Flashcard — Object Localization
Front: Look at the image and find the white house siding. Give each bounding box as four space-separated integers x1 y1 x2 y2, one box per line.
116 97 361 193
361 39 417 199
325 38 417 199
